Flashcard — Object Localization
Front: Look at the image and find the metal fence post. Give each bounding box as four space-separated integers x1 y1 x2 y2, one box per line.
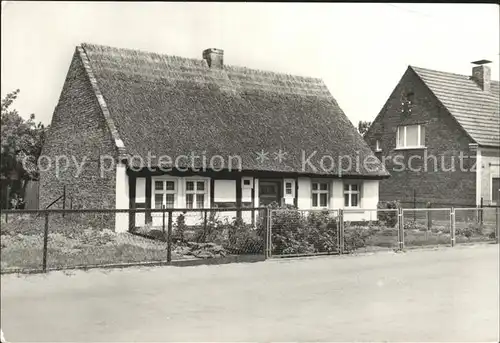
450 207 455 247
42 211 49 272
496 206 499 244
162 205 166 241
339 209 344 254
62 186 66 218
167 210 173 263
398 207 404 250
266 207 272 259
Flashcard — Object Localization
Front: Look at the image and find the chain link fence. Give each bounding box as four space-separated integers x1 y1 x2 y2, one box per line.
1 208 268 273
454 207 499 244
402 208 452 248
1 206 499 273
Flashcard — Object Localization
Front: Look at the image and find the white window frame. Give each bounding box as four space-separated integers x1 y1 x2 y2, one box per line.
152 177 178 209
396 124 425 149
311 181 329 209
185 179 208 209
375 139 382 152
344 182 361 208
151 176 210 212
284 179 295 198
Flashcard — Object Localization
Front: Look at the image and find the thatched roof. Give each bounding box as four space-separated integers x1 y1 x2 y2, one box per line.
79 43 388 177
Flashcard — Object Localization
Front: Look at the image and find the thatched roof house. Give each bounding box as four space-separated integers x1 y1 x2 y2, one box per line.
40 43 388 231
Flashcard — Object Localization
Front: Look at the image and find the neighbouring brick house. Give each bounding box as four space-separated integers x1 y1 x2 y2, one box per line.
40 43 389 232
364 60 500 207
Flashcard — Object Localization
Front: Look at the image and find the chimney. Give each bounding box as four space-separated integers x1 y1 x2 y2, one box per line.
471 59 492 91
202 48 224 69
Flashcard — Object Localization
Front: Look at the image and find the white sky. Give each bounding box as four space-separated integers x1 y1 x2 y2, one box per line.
1 2 499 126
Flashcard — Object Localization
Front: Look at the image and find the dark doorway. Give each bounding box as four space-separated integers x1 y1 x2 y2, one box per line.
259 180 282 207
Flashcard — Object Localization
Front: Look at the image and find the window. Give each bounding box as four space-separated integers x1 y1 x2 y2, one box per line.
153 179 177 209
396 125 425 148
312 181 329 208
492 177 500 203
344 183 360 207
241 177 253 189
283 179 295 199
185 180 207 209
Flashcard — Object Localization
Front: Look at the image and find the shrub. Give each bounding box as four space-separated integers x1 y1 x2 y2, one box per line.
225 226 264 254
377 201 400 228
172 213 187 242
404 221 428 232
270 209 340 255
456 222 484 239
271 209 314 255
306 211 339 253
344 225 374 252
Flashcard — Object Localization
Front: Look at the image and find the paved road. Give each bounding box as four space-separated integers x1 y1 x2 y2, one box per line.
1 244 499 342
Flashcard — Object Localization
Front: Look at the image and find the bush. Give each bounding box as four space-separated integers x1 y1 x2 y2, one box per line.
377 201 400 227
270 209 339 255
404 221 428 232
456 222 484 239
344 225 374 252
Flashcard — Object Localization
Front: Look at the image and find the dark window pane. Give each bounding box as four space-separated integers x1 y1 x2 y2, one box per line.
197 181 205 191
351 184 358 191
186 181 194 191
155 181 163 191
165 194 174 208
166 181 175 191
493 178 500 202
351 194 358 207
312 194 318 207
155 194 163 208
312 183 318 191
320 183 328 191
320 193 328 207
196 194 204 208
243 179 251 185
344 194 349 207
344 183 349 191
186 194 194 208
286 188 292 195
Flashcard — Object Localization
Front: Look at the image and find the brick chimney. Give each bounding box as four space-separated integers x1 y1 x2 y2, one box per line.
471 59 491 92
203 48 224 69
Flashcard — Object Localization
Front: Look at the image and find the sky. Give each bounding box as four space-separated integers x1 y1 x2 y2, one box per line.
1 2 499 127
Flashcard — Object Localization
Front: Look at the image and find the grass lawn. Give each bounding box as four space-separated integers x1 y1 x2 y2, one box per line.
1 244 498 342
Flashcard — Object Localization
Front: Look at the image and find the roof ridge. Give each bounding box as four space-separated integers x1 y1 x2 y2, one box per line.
410 64 500 83
80 42 324 83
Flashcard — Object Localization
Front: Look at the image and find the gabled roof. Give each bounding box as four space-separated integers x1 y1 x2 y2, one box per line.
411 66 500 147
77 43 388 177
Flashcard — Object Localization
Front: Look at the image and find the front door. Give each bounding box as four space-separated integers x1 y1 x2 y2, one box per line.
259 180 282 207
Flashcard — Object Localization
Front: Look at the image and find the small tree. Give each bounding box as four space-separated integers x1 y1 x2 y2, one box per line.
1 89 48 208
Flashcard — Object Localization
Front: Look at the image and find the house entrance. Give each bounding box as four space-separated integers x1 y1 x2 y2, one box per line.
259 180 282 207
